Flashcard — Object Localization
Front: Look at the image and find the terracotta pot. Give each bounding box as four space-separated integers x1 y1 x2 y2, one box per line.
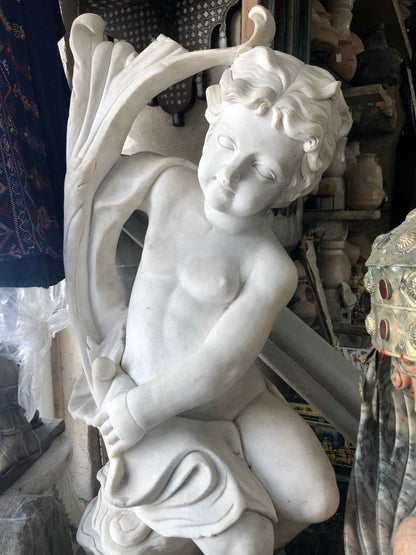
351 32 365 55
345 153 384 210
347 230 372 259
328 39 357 81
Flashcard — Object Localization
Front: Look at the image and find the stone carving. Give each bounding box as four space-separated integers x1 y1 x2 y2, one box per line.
345 209 416 554
64 7 351 553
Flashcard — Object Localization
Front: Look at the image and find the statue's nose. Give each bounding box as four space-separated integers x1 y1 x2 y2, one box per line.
216 161 241 191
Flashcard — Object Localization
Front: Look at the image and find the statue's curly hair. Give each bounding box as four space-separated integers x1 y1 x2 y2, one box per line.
205 47 352 205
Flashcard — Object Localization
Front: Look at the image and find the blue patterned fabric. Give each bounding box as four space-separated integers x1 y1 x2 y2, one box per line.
0 1 69 287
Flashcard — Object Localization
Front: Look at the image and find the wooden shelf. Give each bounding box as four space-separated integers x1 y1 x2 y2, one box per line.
343 84 388 106
303 209 381 222
334 322 370 338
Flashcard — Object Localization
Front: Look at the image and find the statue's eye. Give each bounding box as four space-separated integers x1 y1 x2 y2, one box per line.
252 162 276 181
217 135 235 151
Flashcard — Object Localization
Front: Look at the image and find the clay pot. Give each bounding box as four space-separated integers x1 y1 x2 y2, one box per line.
328 40 357 81
353 24 402 88
350 32 365 55
325 137 347 177
347 230 372 259
345 153 384 210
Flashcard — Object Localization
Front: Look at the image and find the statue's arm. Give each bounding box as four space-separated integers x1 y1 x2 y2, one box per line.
127 246 298 430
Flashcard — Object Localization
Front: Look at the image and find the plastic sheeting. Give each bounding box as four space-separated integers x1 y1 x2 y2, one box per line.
0 281 69 420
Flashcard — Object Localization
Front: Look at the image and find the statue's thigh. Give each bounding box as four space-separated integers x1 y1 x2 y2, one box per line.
193 510 274 555
235 391 338 523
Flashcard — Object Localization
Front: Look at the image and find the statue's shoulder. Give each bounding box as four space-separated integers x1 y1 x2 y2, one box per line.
250 231 297 287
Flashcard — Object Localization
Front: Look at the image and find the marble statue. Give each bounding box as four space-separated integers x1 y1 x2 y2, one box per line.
64 7 351 554
345 210 416 555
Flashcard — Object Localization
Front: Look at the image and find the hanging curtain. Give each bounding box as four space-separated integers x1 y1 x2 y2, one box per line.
0 0 70 287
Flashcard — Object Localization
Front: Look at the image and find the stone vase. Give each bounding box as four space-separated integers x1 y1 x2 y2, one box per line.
325 136 348 177
311 5 339 53
331 7 352 40
330 7 364 54
345 153 384 210
345 141 360 167
317 239 351 289
328 39 357 81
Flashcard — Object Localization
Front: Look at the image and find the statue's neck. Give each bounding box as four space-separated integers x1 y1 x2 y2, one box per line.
204 201 269 234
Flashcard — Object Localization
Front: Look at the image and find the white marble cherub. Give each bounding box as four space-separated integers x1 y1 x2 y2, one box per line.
64 9 351 555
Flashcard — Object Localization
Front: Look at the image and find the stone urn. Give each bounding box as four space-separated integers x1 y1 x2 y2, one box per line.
317 239 351 289
345 153 384 210
325 136 347 177
353 24 402 88
345 141 360 167
330 7 364 54
328 39 357 81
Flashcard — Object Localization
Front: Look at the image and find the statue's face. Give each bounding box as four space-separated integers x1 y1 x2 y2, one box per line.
198 103 304 217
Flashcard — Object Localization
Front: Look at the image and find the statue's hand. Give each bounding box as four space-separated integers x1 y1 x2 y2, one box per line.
92 358 145 458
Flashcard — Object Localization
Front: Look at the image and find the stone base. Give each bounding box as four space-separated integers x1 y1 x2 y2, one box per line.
0 417 65 495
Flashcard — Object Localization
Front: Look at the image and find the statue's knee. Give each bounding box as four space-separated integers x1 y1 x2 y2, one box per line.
194 511 274 555
231 512 274 554
298 480 339 524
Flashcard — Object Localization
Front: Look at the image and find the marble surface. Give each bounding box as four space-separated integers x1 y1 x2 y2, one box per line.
64 7 352 554
345 357 416 555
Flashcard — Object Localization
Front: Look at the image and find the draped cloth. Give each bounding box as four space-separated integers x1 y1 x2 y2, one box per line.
0 1 69 287
345 357 416 554
78 416 276 553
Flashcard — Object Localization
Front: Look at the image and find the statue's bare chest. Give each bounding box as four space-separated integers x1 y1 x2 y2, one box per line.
140 197 245 307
